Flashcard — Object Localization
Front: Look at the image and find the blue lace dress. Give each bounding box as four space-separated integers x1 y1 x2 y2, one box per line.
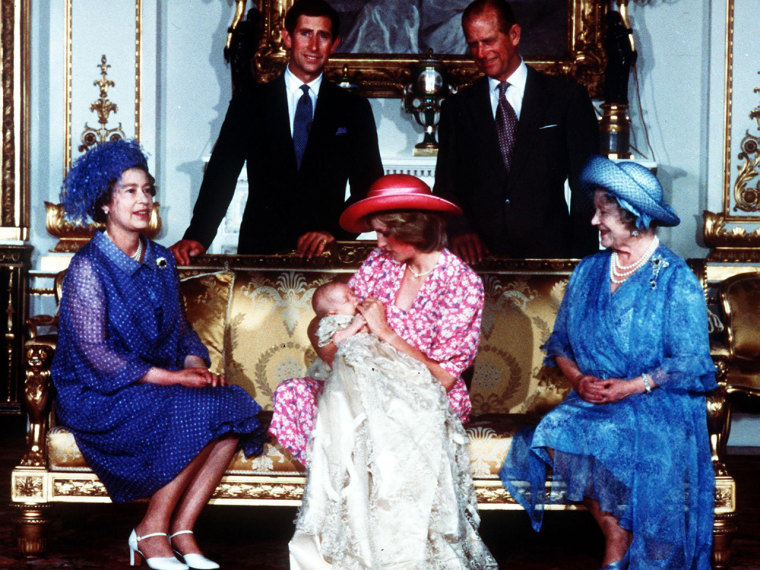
51 232 265 503
500 245 716 569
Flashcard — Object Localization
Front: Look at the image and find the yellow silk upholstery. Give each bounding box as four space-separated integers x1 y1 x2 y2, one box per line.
470 273 572 414
721 274 760 361
48 427 89 470
46 264 575 476
180 271 234 375
47 411 536 478
223 271 334 408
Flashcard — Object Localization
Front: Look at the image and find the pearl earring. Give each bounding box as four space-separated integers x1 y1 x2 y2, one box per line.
103 208 109 215
632 229 639 237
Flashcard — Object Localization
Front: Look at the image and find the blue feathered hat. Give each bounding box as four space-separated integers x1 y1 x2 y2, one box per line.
60 139 149 223
579 155 680 228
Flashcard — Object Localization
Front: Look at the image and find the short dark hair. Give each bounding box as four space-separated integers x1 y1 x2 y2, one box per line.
369 211 448 253
92 165 156 225
284 0 340 38
462 0 516 36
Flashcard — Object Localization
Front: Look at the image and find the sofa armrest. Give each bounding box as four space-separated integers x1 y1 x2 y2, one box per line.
20 337 56 468
27 314 58 340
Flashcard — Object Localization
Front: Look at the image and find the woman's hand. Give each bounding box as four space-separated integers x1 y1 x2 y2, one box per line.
356 297 457 391
171 368 226 388
142 366 225 388
576 375 607 404
357 297 396 342
579 376 639 404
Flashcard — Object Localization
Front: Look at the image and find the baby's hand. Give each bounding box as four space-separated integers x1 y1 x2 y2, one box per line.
331 314 368 345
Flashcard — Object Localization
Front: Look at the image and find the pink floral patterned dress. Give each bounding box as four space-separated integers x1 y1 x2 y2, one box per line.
269 247 484 464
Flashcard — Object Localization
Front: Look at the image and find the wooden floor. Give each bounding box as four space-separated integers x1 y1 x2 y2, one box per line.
1 415 758 569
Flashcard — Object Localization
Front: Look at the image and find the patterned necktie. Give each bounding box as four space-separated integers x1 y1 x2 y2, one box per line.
293 84 313 170
495 81 518 173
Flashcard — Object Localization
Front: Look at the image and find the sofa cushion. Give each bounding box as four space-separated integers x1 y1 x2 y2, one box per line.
180 271 234 375
48 426 89 470
224 270 345 409
472 272 573 415
47 412 533 479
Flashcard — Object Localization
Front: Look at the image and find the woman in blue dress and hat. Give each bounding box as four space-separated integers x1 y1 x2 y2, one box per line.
500 155 716 569
51 139 265 570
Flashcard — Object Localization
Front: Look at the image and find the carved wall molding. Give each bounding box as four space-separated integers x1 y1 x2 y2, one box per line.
704 0 760 259
703 210 760 261
0 0 30 241
78 54 126 152
64 0 141 172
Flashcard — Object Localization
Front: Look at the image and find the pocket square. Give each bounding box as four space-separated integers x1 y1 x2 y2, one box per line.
539 124 558 130
335 127 348 135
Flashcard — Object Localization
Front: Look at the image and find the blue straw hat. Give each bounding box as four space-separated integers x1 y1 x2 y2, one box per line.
579 155 680 227
60 139 149 223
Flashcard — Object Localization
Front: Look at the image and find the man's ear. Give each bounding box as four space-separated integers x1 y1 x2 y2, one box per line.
328 35 341 57
509 23 521 47
282 28 292 50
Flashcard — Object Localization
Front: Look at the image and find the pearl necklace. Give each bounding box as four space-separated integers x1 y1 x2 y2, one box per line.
609 236 659 284
406 255 441 279
105 231 143 262
407 264 436 279
130 238 144 262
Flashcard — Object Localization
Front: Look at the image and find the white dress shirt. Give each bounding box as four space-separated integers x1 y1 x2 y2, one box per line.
488 59 527 120
284 66 322 136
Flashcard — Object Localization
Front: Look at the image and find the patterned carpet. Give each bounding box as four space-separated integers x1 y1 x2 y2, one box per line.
1 415 758 569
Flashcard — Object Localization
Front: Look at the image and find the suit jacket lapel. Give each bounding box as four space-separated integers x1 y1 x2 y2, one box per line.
267 75 298 172
509 67 547 186
298 80 335 175
468 77 508 188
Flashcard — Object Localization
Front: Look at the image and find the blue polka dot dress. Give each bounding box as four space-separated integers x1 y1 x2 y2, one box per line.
51 231 265 503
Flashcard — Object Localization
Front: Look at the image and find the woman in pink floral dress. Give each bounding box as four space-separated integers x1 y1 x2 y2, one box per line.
270 174 496 568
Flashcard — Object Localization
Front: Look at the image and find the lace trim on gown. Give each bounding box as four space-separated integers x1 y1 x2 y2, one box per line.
292 327 496 569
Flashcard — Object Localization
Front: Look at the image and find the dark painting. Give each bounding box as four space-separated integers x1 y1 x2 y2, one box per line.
328 0 568 58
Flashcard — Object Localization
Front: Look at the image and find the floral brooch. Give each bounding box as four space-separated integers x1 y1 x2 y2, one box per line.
648 255 669 289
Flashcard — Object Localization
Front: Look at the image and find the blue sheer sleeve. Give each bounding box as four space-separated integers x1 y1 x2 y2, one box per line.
58 256 151 395
647 263 717 394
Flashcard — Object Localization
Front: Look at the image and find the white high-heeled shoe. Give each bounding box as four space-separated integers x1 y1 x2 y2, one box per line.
169 530 220 570
129 529 188 570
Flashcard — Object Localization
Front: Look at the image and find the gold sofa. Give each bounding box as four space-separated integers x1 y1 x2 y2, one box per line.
11 244 736 565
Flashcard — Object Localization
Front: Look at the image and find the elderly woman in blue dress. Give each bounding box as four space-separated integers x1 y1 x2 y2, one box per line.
51 140 265 570
500 156 716 569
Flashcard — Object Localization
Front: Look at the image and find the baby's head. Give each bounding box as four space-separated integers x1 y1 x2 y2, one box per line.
312 281 359 317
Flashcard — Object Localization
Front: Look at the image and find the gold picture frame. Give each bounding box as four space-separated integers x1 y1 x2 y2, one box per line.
253 0 608 98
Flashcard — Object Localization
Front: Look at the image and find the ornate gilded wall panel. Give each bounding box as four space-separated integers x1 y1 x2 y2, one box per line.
0 0 29 242
64 0 142 172
703 0 760 261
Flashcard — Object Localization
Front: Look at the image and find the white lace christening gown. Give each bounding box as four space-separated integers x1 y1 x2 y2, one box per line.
289 315 496 569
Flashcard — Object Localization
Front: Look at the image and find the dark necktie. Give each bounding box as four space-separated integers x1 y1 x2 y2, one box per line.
293 84 313 170
495 81 518 173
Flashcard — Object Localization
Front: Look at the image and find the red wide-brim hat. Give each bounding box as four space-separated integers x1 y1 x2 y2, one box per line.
339 174 462 233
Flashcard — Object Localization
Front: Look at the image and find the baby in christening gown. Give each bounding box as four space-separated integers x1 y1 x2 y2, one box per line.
289 281 496 570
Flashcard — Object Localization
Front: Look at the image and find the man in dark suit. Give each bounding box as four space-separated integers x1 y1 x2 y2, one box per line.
171 0 383 262
434 0 600 262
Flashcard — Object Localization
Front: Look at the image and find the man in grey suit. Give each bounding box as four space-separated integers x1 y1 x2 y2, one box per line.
434 0 599 262
171 0 383 262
